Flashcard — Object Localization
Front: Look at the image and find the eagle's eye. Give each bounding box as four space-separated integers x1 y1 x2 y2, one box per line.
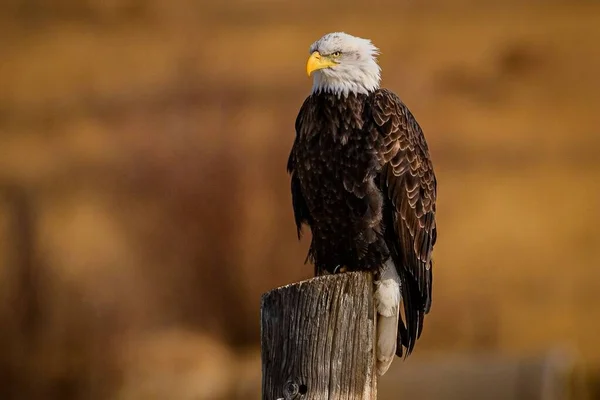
331 51 342 57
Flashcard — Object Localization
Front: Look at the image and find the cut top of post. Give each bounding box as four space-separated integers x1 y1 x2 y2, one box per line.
261 271 377 400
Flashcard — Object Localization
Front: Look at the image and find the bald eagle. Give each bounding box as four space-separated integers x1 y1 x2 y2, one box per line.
287 32 438 376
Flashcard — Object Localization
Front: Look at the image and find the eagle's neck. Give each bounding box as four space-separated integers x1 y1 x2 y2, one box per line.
311 66 381 98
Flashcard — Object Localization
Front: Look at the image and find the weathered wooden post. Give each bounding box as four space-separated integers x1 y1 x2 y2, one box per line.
261 271 377 400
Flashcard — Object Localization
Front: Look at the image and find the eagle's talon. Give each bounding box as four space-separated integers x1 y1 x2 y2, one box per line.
333 265 348 274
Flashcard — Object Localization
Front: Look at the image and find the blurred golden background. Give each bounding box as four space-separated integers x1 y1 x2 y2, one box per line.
0 0 599 399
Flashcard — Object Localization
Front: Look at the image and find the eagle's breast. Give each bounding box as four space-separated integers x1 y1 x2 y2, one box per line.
292 92 389 274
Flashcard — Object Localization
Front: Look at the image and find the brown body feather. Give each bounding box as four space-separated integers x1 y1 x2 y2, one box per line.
287 88 437 356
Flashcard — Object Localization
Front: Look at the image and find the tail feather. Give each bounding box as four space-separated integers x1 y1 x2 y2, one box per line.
396 318 407 358
376 308 399 376
396 272 425 357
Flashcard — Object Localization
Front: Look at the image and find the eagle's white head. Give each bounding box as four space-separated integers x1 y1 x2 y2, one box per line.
306 32 381 97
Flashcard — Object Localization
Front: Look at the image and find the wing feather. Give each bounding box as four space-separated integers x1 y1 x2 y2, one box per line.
287 98 313 239
369 89 437 356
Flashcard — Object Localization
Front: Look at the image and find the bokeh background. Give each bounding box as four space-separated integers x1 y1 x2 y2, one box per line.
1 0 599 399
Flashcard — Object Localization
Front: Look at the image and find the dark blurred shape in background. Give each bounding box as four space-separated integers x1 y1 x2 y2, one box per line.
0 0 599 399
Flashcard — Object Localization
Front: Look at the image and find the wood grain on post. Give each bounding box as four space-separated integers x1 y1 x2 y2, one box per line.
261 271 377 400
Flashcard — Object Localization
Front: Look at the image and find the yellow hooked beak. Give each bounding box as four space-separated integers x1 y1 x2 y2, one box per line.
306 51 337 77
